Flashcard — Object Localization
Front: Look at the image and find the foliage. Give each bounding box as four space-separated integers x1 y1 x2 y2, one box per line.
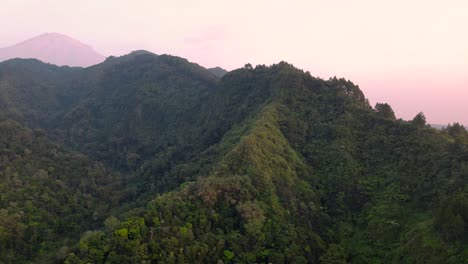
0 117 122 263
0 55 466 263
374 103 396 120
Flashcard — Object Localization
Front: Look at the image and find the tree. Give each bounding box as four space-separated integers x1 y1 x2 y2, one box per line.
445 123 468 142
375 103 396 120
104 216 120 232
319 244 347 264
411 112 427 127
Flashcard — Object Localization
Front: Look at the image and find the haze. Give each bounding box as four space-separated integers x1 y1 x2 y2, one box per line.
1 0 467 125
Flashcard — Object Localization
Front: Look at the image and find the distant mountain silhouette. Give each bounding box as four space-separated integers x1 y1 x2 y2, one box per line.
208 66 228 77
430 124 446 130
0 33 105 67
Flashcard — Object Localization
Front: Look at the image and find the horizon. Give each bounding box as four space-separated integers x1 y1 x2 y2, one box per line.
1 0 467 126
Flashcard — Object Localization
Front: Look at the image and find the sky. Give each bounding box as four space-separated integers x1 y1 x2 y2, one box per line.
1 0 467 125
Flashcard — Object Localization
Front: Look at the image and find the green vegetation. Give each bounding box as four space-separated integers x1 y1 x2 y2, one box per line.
0 54 466 263
0 116 123 263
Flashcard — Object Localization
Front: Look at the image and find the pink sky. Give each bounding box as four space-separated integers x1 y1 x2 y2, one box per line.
1 0 467 125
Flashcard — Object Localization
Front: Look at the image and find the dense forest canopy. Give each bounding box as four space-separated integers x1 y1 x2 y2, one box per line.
0 53 466 263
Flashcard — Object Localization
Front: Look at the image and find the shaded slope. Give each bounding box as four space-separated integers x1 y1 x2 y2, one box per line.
0 59 89 127
0 54 274 207
49 56 281 201
0 55 466 263
0 116 123 263
68 63 467 263
66 102 325 264
61 64 349 263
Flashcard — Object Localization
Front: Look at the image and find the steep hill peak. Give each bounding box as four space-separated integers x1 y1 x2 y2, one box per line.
208 66 228 78
0 33 106 67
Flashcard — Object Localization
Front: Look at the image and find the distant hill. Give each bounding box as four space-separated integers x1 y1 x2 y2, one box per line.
208 66 228 77
0 33 106 67
430 124 446 130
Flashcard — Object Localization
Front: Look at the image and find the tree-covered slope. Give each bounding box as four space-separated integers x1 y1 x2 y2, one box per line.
0 56 466 263
0 53 232 200
0 115 124 263
49 52 220 171
0 59 86 127
65 63 467 263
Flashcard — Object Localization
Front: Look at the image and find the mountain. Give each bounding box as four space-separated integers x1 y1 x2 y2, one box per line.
208 66 228 78
0 54 466 263
0 33 106 67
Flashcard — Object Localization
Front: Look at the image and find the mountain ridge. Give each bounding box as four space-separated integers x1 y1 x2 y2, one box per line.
0 33 106 67
208 66 228 78
0 54 466 263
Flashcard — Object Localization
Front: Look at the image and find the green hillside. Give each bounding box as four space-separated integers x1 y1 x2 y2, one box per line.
0 115 125 263
0 55 466 263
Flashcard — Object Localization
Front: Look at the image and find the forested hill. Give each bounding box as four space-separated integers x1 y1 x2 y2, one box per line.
0 55 466 263
0 116 124 263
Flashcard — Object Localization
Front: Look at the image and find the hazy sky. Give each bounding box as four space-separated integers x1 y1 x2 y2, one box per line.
1 0 467 125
